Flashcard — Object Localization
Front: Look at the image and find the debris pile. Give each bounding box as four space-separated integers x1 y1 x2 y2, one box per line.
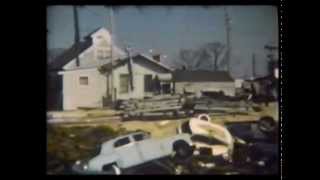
118 95 191 119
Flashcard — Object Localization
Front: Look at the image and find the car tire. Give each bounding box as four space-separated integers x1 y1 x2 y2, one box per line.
102 163 121 175
173 140 193 160
258 116 276 134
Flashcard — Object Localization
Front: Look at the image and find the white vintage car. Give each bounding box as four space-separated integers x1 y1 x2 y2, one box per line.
72 131 193 174
177 114 235 162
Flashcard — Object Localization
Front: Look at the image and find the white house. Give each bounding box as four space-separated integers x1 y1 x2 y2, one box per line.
172 70 235 97
53 27 172 110
99 53 173 101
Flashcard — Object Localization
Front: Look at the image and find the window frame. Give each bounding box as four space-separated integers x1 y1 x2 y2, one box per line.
144 74 153 93
119 74 130 94
79 76 89 86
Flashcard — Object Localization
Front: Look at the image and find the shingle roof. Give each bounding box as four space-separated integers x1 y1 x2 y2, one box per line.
48 38 92 71
99 54 172 73
173 70 234 82
84 27 104 39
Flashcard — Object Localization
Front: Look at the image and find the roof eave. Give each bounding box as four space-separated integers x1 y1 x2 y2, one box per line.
139 53 173 72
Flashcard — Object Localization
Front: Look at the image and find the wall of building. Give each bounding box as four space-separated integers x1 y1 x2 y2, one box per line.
174 81 236 96
59 28 125 110
61 68 107 110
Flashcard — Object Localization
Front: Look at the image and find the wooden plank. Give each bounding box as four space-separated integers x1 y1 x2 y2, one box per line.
195 98 249 107
136 99 181 105
122 99 182 107
135 103 181 109
121 101 182 111
125 105 182 113
145 94 182 100
47 116 121 124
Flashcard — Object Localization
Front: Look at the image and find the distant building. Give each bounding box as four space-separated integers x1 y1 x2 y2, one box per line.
242 60 279 100
172 70 235 96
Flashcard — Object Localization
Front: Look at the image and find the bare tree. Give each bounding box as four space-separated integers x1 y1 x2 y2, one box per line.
202 42 225 71
178 42 225 71
179 49 199 70
194 48 211 69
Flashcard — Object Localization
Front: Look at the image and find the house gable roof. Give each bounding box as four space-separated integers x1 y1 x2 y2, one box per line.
48 38 92 71
84 27 108 39
173 70 234 82
48 27 111 71
99 53 172 73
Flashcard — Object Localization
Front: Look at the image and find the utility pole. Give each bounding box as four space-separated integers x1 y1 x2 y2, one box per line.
264 43 278 76
126 45 134 92
224 7 231 73
73 6 80 67
252 53 256 78
109 6 114 101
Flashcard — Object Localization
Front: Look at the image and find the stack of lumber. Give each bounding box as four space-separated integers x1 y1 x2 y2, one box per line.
119 95 188 119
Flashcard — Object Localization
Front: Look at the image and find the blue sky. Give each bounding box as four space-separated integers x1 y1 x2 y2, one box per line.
47 6 278 78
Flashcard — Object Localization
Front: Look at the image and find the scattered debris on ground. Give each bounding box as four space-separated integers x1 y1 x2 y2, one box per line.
118 95 191 119
47 94 278 175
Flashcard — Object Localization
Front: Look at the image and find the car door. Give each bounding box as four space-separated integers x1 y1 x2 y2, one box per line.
113 136 142 168
132 133 161 162
135 138 170 162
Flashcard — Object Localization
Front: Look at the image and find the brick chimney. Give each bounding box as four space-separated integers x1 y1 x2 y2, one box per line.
153 54 161 62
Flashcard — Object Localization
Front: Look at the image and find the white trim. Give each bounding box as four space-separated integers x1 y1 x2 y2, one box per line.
58 67 98 75
140 53 173 72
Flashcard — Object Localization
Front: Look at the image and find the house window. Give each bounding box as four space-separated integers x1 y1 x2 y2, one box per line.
119 74 129 94
79 76 88 85
144 75 153 92
161 83 171 94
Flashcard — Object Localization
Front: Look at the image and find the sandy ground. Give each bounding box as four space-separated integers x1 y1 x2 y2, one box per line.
48 102 278 139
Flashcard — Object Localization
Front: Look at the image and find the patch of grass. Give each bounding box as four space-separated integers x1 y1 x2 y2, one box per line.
47 124 127 174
